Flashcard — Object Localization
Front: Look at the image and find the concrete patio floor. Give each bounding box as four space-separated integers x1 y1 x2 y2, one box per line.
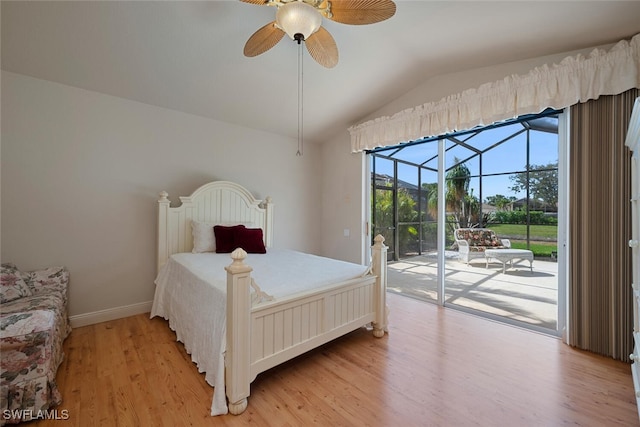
386 252 559 330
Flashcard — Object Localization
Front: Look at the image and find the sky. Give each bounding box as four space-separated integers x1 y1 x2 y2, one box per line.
371 118 559 203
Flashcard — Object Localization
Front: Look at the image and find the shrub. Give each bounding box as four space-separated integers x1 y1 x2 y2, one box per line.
492 209 557 225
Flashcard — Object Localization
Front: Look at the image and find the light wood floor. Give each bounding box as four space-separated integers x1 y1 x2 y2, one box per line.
35 293 638 426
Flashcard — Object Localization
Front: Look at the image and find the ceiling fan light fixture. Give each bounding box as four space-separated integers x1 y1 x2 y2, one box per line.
276 1 322 42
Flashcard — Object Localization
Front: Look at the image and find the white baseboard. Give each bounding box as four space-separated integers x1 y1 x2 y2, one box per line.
69 300 153 328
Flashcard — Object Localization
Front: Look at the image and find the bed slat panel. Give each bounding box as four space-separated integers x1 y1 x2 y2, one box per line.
250 280 376 370
300 303 310 341
263 314 275 357
273 311 284 353
252 317 264 361
310 301 319 337
288 307 298 344
283 309 293 349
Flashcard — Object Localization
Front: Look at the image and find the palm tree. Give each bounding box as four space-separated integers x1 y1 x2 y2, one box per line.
424 159 479 230
446 158 474 228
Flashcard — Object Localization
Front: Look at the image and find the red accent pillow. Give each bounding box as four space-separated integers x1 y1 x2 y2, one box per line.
214 224 246 253
235 227 267 254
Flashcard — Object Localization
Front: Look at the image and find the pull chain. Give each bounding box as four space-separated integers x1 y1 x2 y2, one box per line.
296 41 304 157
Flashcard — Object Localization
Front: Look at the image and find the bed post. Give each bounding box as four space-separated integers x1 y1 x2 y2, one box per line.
371 234 388 338
261 196 274 248
157 191 170 273
225 248 252 415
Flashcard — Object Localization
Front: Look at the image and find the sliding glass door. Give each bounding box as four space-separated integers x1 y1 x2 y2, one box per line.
371 139 440 302
369 110 563 334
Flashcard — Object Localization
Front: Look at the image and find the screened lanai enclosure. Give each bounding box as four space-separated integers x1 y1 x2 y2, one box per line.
369 109 562 334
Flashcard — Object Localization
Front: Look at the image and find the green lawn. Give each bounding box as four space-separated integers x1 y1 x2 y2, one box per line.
490 223 557 239
510 241 557 257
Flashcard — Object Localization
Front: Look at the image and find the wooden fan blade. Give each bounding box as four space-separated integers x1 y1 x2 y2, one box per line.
244 21 285 57
239 0 269 5
328 0 396 25
305 27 338 68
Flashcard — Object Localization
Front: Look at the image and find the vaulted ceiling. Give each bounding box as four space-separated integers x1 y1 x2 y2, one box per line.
3 1 640 144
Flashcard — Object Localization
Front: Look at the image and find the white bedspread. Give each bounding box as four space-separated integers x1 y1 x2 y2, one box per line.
149 249 369 415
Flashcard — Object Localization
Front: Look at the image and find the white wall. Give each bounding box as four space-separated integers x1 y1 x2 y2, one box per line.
320 130 365 265
1 71 321 319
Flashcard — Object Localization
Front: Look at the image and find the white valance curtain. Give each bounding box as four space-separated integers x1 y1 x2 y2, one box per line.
349 33 640 153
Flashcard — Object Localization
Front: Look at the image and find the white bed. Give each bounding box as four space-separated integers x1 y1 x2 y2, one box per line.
150 181 388 416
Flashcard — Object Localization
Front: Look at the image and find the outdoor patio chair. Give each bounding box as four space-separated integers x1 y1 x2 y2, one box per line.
454 228 511 265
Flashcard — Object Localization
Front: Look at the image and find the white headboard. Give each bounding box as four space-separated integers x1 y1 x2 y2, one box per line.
157 181 274 271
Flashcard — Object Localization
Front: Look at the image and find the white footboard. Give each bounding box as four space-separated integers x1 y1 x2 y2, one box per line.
224 235 388 415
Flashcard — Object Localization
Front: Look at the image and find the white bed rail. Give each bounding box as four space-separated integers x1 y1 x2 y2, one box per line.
224 235 388 415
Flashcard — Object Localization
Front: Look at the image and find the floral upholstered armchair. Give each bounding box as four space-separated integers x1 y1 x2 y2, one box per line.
453 228 511 265
0 263 71 425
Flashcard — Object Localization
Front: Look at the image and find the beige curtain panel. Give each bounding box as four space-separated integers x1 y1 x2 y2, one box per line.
349 33 640 152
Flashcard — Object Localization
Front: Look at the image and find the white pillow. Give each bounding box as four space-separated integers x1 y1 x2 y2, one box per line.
191 220 254 253
192 221 217 253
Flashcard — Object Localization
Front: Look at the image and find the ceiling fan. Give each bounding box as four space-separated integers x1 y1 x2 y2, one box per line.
241 0 397 68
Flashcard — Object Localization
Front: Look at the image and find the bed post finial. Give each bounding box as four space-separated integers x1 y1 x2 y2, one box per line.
227 248 251 273
158 191 169 202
